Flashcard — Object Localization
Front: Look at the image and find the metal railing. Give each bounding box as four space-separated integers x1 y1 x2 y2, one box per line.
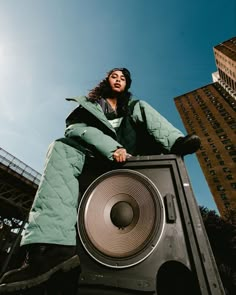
0 147 41 185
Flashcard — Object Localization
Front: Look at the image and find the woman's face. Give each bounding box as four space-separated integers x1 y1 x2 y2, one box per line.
108 70 126 93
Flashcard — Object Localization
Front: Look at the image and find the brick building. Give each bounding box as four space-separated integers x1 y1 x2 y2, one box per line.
174 37 236 216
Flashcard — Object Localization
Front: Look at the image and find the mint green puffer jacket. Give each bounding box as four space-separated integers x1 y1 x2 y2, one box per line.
65 95 184 159
20 95 183 246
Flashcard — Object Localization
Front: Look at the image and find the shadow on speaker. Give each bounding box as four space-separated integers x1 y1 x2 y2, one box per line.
156 261 200 295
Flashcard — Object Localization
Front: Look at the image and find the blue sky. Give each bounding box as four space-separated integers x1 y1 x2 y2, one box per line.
0 0 235 211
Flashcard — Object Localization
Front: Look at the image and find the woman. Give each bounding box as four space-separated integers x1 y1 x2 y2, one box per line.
0 68 200 292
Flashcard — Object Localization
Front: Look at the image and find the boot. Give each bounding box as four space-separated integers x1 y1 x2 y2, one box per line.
171 134 201 156
0 244 80 293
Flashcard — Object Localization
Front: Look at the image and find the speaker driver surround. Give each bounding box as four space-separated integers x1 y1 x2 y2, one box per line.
78 169 165 268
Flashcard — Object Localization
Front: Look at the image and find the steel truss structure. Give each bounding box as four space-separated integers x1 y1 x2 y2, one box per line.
0 147 41 275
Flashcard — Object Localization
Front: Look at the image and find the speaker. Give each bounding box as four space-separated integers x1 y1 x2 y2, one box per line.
76 155 224 295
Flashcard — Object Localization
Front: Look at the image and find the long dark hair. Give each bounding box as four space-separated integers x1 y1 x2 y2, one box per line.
87 68 132 116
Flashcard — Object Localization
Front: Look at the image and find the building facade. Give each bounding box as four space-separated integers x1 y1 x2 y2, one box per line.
213 37 236 94
174 37 236 216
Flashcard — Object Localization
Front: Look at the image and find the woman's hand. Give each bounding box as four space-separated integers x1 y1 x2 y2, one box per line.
113 148 131 163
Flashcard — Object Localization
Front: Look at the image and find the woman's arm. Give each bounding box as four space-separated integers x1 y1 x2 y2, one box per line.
133 100 184 152
65 123 123 161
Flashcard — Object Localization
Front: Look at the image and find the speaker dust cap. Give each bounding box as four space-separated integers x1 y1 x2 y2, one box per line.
77 169 165 268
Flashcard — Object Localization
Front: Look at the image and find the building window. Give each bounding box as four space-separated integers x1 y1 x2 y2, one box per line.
220 193 228 201
204 157 211 162
225 202 231 208
225 115 233 121
225 145 234 150
231 183 236 190
222 139 231 145
229 150 236 156
210 143 217 149
230 123 236 129
217 185 225 191
213 177 219 183
219 134 227 139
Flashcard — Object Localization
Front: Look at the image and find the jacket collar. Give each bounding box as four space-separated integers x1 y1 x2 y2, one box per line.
66 96 116 135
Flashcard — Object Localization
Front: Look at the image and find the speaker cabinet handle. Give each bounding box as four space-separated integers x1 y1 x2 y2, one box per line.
164 193 176 223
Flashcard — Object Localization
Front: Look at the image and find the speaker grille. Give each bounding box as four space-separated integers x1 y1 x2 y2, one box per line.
78 169 165 268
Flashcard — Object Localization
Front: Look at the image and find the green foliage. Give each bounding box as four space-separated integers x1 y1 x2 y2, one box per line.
199 206 236 295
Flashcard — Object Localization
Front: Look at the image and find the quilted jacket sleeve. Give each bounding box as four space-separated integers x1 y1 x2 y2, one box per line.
133 100 184 152
65 122 123 161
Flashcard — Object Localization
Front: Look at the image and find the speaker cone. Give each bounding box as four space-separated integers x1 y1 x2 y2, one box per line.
77 169 165 268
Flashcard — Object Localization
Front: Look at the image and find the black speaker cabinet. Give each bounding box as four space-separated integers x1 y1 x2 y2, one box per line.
76 155 225 295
